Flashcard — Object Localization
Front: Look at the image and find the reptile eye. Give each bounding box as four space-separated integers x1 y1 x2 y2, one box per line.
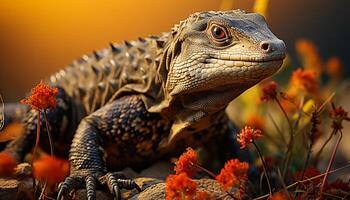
211 25 227 40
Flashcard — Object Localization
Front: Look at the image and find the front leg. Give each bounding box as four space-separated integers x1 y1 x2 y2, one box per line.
58 96 143 200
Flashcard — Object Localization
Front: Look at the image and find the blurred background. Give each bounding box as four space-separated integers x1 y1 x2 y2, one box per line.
0 0 349 102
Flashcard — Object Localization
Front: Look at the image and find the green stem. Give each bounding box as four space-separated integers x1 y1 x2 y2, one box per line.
253 141 272 196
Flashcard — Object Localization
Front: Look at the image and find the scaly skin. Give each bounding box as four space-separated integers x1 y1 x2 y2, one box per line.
2 10 286 199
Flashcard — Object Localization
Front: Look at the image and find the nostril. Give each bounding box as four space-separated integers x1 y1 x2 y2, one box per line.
261 42 270 51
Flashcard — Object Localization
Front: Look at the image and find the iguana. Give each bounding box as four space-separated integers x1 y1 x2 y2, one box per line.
1 10 286 199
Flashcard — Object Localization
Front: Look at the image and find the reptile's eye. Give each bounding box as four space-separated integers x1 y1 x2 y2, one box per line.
211 25 228 41
209 24 231 46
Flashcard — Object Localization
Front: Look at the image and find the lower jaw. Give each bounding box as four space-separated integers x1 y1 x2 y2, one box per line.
180 82 257 112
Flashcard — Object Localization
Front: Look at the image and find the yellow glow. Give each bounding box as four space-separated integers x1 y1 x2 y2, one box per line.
253 0 269 18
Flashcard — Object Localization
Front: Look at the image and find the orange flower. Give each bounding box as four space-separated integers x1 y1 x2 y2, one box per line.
175 147 198 177
237 126 263 149
295 39 322 75
21 81 58 110
33 155 70 186
166 172 197 200
246 115 265 130
194 191 212 200
260 81 278 102
215 159 249 191
326 57 342 79
0 152 17 177
290 68 318 94
329 103 350 130
269 192 288 200
279 92 298 113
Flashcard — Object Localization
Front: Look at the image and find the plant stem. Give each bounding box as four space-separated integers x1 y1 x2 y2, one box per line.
294 110 318 198
0 94 4 131
38 181 47 200
318 130 342 199
277 168 292 200
194 164 236 199
253 141 272 196
194 164 217 179
43 111 54 155
32 110 41 162
274 97 295 180
294 137 313 197
32 110 41 194
267 112 287 145
274 97 293 134
313 129 336 165
252 163 350 200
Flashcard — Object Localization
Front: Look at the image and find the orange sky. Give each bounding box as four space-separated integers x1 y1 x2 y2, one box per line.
0 0 348 101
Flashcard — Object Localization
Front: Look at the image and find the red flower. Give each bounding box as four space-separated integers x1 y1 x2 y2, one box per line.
21 81 58 110
33 155 70 186
166 172 197 200
329 103 350 130
0 152 17 177
216 159 249 191
290 68 318 94
260 81 278 102
175 147 198 177
237 126 263 149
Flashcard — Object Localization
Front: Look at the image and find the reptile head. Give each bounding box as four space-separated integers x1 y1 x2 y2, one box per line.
162 10 286 112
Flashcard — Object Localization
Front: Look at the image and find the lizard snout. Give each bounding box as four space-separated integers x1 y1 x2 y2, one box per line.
259 39 286 56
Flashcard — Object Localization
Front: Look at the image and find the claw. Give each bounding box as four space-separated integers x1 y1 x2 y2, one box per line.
57 177 79 200
104 172 141 200
106 173 121 200
57 172 141 200
85 175 97 200
117 179 142 193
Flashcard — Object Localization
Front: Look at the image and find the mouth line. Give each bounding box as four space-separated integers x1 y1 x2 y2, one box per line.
202 57 284 67
207 54 286 63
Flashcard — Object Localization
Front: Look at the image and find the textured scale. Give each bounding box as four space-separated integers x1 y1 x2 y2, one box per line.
49 33 170 115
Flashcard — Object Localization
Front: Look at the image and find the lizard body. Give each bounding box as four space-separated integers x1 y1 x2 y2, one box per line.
2 10 286 199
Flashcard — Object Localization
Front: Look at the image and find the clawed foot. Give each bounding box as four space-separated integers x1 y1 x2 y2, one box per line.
57 172 141 200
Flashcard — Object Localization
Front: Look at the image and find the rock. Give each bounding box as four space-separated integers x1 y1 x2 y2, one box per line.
0 178 33 200
0 161 230 199
0 179 19 199
72 178 163 200
131 178 230 200
138 161 173 179
73 189 114 200
130 182 166 200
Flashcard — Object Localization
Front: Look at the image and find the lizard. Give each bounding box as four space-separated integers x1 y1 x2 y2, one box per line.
1 9 286 199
